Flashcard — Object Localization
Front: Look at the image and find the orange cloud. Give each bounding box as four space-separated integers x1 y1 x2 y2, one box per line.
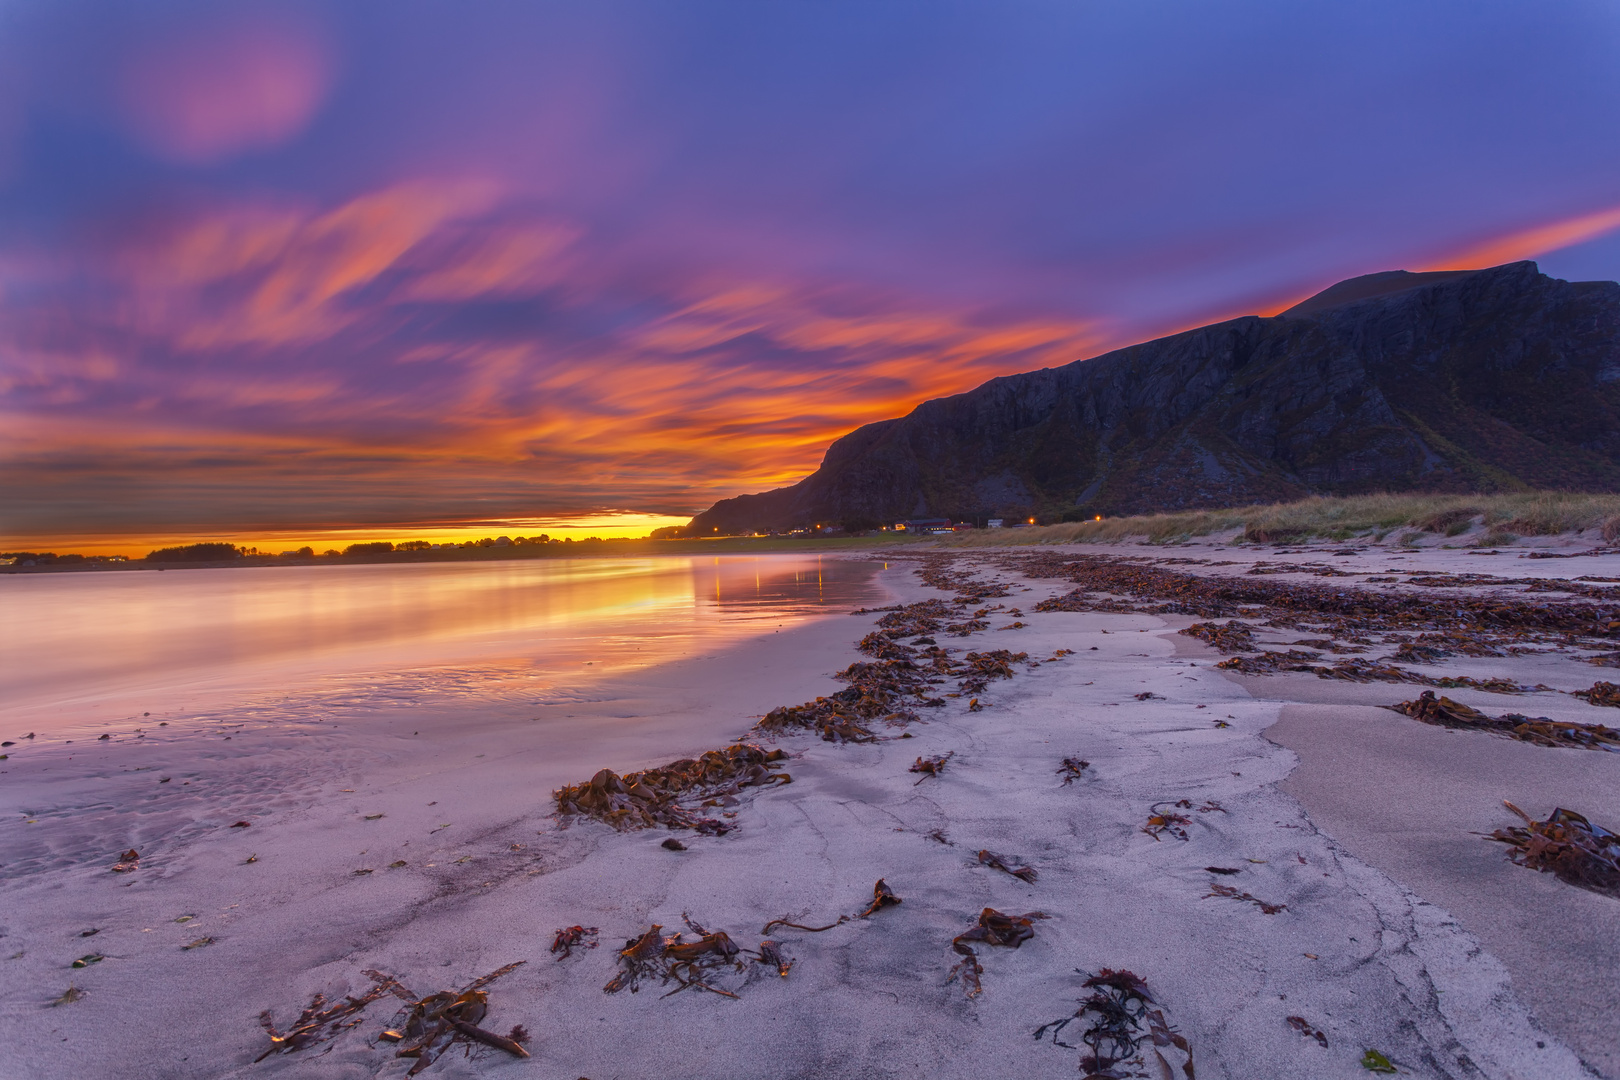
120 12 336 164
1422 203 1620 271
121 179 505 348
3 183 1110 547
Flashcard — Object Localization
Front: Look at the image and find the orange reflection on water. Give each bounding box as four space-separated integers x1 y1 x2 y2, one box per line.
0 555 879 735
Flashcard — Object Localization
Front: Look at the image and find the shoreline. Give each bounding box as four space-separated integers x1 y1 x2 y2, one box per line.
2 547 1616 1078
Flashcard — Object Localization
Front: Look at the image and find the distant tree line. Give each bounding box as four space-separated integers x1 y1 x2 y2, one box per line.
144 542 244 562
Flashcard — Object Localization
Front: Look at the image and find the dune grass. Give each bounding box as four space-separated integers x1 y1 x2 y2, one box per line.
940 491 1620 547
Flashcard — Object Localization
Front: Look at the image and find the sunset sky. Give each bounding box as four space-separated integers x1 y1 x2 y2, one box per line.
4 1 1620 551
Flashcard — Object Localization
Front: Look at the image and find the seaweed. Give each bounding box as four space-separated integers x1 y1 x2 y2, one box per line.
1202 882 1286 915
909 752 954 784
1141 800 1221 842
763 879 901 936
947 908 1047 997
1034 969 1193 1078
858 878 903 917
602 917 792 998
1393 690 1620 751
1574 681 1620 708
1178 621 1257 654
258 964 526 1070
549 925 599 960
978 849 1037 883
376 963 530 1074
1287 1016 1329 1048
1487 801 1620 898
1058 757 1091 784
554 743 790 832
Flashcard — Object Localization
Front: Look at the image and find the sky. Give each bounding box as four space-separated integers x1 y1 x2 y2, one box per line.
4 1 1620 552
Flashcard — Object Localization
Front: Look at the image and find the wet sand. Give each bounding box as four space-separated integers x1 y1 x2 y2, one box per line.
3 543 1616 1079
1265 702 1620 1077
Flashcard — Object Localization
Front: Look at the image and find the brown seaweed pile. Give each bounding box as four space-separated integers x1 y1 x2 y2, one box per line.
757 654 937 742
1488 801 1620 898
1178 620 1258 653
1393 691 1620 751
1217 651 1548 693
957 649 1028 693
1016 553 1620 686
554 744 791 832
1574 681 1620 708
758 560 1034 741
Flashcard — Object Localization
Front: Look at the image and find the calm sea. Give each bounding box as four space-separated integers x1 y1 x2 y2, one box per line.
0 555 883 735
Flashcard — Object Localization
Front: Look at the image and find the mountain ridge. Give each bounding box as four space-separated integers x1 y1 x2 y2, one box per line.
687 261 1620 534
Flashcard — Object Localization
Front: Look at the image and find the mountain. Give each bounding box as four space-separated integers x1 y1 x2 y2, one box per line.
687 261 1620 533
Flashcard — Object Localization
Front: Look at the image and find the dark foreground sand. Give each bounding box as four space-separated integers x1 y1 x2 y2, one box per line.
2 543 1616 1079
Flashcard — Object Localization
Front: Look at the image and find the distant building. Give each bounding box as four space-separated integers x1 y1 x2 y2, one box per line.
894 518 951 532
987 518 1004 528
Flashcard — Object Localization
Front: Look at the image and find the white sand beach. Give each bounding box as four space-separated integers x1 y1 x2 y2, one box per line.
3 544 1617 1079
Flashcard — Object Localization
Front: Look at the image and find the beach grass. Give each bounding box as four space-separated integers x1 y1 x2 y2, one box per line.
938 491 1620 547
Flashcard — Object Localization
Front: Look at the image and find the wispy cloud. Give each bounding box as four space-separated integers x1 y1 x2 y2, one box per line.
1 182 1100 542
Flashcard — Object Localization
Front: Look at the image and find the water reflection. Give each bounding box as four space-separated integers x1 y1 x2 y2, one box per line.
0 555 881 734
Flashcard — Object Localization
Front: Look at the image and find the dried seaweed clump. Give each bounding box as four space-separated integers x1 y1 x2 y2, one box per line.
1140 799 1222 842
876 597 954 639
259 963 529 1075
909 752 954 783
1220 652 1546 694
1574 681 1620 708
1033 969 1194 1078
1394 691 1620 751
1202 882 1286 915
554 744 790 832
603 916 792 998
761 621 958 741
1020 552 1620 642
549 925 599 960
947 908 1047 997
257 971 406 1061
376 963 530 1075
978 849 1037 883
1178 620 1257 654
1214 650 1322 676
1488 801 1620 898
915 556 1013 604
958 649 1027 693
763 879 901 935
1058 757 1091 784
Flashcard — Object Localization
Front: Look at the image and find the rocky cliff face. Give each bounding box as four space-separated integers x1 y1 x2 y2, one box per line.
688 262 1620 533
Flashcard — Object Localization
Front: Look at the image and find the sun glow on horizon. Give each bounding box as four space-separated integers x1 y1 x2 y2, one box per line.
5 512 696 558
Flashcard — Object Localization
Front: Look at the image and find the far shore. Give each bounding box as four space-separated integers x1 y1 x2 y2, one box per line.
0 534 930 574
